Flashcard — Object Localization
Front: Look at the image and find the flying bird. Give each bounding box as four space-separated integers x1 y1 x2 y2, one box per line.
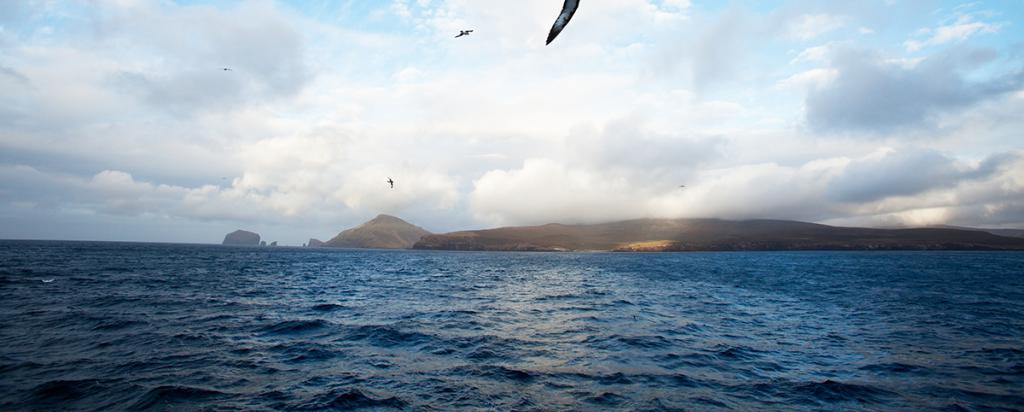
222 67 232 71
41 279 54 283
387 178 394 189
455 30 474 38
547 0 580 45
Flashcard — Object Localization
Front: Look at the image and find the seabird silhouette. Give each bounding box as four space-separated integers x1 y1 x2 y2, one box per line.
222 67 232 71
387 178 394 189
42 279 54 283
455 30 474 38
547 0 580 45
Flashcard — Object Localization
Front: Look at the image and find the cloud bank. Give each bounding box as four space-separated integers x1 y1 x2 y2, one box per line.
1 0 1022 243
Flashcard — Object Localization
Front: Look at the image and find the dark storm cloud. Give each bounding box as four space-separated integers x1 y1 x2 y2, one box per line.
827 150 1018 203
806 47 1023 133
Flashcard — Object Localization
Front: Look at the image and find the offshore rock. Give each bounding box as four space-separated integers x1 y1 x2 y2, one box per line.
222 230 260 246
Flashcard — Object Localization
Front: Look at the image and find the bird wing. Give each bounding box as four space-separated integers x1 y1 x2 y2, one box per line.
546 0 580 45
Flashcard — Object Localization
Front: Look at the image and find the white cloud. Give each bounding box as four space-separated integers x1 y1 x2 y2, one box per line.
690 10 750 91
791 43 835 64
787 14 846 41
471 158 642 226
2 0 1024 242
904 14 1001 52
662 0 691 11
777 68 839 91
470 149 1024 228
804 47 1020 133
393 66 425 82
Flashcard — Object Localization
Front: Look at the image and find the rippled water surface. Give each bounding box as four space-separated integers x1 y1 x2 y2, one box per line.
1 241 1023 411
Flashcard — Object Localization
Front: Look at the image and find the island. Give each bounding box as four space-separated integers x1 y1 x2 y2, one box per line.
222 229 260 246
413 218 1024 252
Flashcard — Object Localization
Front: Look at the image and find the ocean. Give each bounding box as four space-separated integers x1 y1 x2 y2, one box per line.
1 240 1021 410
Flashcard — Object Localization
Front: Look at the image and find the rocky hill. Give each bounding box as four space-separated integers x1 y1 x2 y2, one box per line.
222 230 260 246
324 215 431 249
933 225 1024 239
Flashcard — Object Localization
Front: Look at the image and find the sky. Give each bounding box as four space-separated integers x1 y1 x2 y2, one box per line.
1 0 1023 244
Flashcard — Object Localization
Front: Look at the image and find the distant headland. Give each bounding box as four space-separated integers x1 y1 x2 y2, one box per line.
413 219 1024 252
322 214 431 249
223 215 431 249
227 215 1024 252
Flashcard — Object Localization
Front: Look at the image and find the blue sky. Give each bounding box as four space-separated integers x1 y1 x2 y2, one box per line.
1 0 1022 244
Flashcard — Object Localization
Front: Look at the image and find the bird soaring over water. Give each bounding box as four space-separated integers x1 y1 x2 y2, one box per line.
455 30 473 38
387 178 394 189
547 0 580 45
222 67 232 71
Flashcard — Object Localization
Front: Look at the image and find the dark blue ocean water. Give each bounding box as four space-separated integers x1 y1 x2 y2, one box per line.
0 241 1022 411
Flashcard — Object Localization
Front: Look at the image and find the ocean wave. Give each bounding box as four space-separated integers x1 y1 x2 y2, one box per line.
258 319 330 335
455 364 538 383
787 379 897 404
0 359 42 374
310 303 349 312
130 385 228 410
586 333 675 349
341 324 433 348
582 391 627 406
269 342 339 363
921 385 1024 407
90 318 148 331
710 344 764 361
859 362 927 374
969 347 1024 362
291 388 406 410
30 379 109 403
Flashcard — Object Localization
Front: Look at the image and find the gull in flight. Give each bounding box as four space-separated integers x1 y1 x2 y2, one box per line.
387 178 394 189
42 279 55 283
455 30 474 38
547 0 580 45
222 67 232 71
